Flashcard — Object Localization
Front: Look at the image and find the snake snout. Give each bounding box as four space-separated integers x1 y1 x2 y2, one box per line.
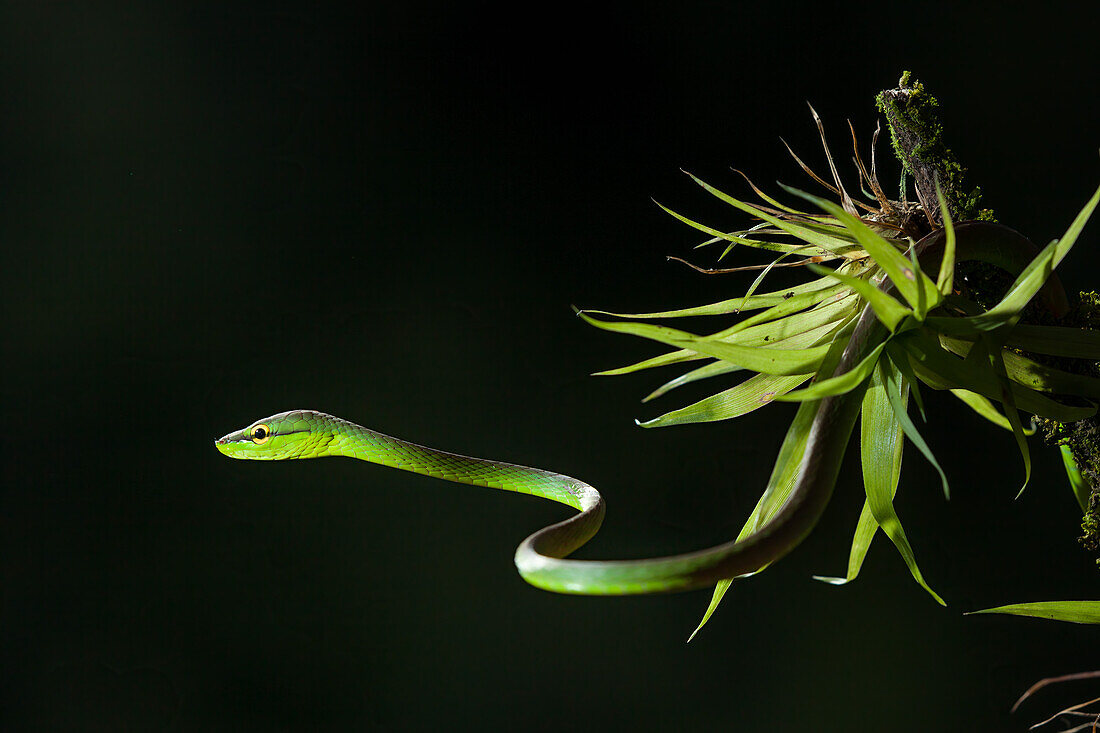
214 432 241 456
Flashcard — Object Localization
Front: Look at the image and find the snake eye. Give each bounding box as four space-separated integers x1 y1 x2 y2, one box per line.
250 424 271 444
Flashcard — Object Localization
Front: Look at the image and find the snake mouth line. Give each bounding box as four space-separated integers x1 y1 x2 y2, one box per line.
214 428 312 446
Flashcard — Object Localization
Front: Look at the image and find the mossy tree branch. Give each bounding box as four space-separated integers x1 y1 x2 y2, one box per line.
878 72 1100 563
877 71 989 223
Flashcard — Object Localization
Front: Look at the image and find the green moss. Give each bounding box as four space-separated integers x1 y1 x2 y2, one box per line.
876 72 985 220
1076 290 1100 328
1039 291 1100 562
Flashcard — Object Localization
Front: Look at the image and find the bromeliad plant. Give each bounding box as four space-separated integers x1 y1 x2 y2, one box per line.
580 94 1100 637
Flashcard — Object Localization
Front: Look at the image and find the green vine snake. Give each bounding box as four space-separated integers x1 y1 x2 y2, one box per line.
216 224 1067 595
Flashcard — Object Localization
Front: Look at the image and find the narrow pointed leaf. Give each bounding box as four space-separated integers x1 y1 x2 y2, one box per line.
653 200 804 254
935 185 956 296
639 372 812 427
644 315 849 400
681 336 832 376
685 173 865 256
880 355 951 500
948 388 1032 433
966 601 1100 624
578 312 831 375
929 183 1099 334
938 334 1100 398
720 304 855 348
813 500 880 585
643 361 741 402
712 283 851 338
928 242 1060 334
859 364 944 603
1005 324 1100 360
689 580 734 643
1061 445 1090 512
750 325 857 532
690 397 821 641
1057 181 1100 256
806 263 912 332
909 243 930 320
978 335 1031 496
900 329 1097 423
594 347 701 377
595 298 856 380
736 246 818 311
731 168 809 215
581 276 842 319
691 330 855 638
780 184 941 311
884 342 926 421
775 341 886 402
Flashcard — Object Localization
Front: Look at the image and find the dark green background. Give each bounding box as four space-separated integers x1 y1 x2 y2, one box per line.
3 2 1098 730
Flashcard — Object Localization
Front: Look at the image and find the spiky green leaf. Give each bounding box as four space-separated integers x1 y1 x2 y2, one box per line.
807 263 912 332
880 353 951 500
578 312 832 376
948 389 1033 434
639 372 812 427
780 184 942 312
1061 445 1090 512
643 315 847 400
582 277 844 320
938 334 1100 398
642 361 741 402
594 297 856 379
813 500 881 585
686 173 866 256
967 601 1100 624
653 200 806 254
1004 324 1100 360
900 329 1096 423
934 185 956 296
976 335 1031 496
884 342 926 421
858 364 944 603
928 183 1100 334
775 341 886 402
689 398 822 641
690 331 855 640
736 246 820 311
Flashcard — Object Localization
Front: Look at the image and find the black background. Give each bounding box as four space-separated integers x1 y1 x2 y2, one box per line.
3 2 1099 730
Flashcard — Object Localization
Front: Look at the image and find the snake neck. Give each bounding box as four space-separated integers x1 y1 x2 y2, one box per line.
319 414 599 515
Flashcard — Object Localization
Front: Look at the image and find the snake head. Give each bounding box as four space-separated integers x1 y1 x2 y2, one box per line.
215 409 335 460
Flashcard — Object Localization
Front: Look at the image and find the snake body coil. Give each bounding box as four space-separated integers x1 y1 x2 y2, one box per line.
216 224 1064 595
